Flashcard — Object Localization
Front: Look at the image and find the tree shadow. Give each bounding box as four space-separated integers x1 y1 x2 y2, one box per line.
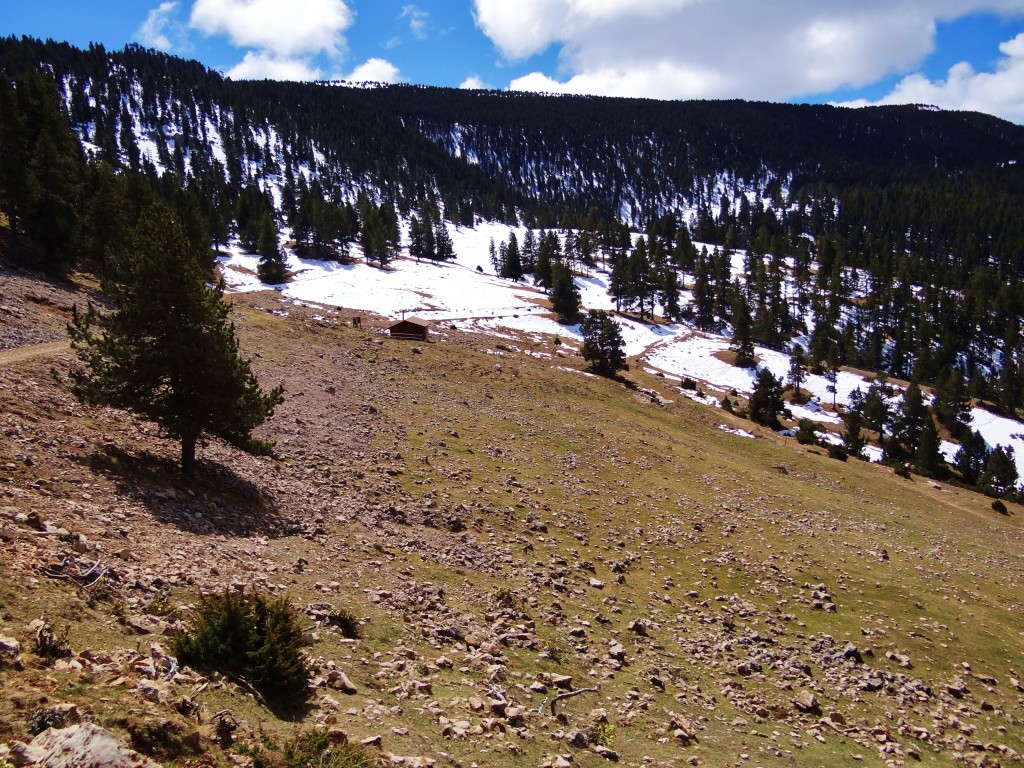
78 444 302 539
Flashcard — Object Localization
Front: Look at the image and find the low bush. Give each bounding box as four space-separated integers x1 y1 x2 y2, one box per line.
31 621 71 660
284 728 375 768
827 444 848 462
796 419 820 445
173 589 311 712
326 608 360 639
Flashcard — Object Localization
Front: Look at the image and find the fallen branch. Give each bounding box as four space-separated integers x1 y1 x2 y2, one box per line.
550 686 599 715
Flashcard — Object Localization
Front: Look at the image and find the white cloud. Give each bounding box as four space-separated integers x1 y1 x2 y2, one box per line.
344 58 402 83
190 0 353 58
137 2 182 52
459 75 488 89
837 32 1024 123
225 51 323 81
474 0 1024 117
400 5 430 41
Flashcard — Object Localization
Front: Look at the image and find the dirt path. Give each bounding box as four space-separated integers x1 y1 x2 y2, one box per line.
0 340 69 366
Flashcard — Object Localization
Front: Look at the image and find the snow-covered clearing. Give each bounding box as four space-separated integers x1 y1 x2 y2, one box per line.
217 220 1024 486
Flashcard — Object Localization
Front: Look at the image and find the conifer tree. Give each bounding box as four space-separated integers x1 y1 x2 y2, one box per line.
500 232 523 280
894 382 927 459
933 368 971 439
787 344 807 403
432 219 454 261
627 237 654 318
824 346 840 408
522 228 538 273
549 262 581 321
844 389 867 458
408 215 425 262
660 268 681 322
580 310 627 377
732 291 756 368
982 446 1018 497
749 368 784 429
69 203 283 478
256 210 287 284
488 237 499 273
534 236 553 289
914 414 944 478
955 429 989 485
864 375 893 441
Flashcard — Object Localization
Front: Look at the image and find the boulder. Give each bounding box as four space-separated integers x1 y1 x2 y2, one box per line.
8 722 160 767
793 690 819 713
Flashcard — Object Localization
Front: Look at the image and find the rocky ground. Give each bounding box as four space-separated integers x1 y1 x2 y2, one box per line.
1 263 1023 768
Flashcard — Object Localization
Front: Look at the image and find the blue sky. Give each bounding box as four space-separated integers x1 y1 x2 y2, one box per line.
3 1 1024 122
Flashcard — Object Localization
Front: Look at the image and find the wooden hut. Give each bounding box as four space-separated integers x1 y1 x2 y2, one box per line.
388 318 430 341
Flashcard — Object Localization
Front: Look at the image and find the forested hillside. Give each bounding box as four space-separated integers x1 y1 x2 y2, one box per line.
2 35 1024 412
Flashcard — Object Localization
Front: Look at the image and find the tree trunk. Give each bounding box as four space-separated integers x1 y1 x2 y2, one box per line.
181 434 198 478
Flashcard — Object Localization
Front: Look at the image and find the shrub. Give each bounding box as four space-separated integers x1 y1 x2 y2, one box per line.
680 377 697 390
543 641 568 664
493 586 516 607
827 444 848 462
27 707 74 736
721 396 734 414
284 728 375 768
173 589 311 712
992 499 1009 515
796 419 820 445
326 608 361 639
586 721 615 748
31 621 71 660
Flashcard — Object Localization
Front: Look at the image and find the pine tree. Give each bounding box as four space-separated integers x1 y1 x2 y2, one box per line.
433 219 454 261
408 215 425 261
913 414 944 478
955 429 989 485
522 228 538 273
488 237 500 273
500 232 523 280
894 382 927 459
982 446 1018 497
256 211 287 284
627 237 654 318
933 368 971 439
580 310 627 377
693 250 715 330
660 268 681 322
534 236 553 289
824 346 840 408
843 389 867 457
69 203 283 477
787 344 807 403
549 262 581 321
864 375 892 441
749 368 784 429
732 290 756 368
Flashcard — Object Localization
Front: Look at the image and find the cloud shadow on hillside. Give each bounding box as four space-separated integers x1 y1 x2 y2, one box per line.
79 444 300 539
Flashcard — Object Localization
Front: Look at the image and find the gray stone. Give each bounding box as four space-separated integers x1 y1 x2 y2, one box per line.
9 722 160 767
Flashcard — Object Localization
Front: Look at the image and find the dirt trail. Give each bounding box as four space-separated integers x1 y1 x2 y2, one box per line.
0 340 68 366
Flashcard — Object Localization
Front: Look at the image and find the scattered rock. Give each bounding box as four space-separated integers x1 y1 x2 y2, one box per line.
794 690 819 713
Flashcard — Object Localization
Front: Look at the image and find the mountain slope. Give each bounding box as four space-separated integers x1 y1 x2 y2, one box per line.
1 267 1023 768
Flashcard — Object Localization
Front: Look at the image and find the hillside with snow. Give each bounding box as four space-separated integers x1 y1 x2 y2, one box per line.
217 221 1024 488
